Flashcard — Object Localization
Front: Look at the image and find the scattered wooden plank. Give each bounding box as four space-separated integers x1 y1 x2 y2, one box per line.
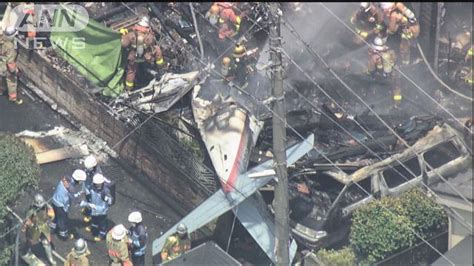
36 144 89 165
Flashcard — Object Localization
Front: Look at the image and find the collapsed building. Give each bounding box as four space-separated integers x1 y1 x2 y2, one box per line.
1 2 472 265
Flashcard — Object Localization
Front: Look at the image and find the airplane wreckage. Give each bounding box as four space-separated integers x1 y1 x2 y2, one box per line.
106 64 472 263
35 2 470 263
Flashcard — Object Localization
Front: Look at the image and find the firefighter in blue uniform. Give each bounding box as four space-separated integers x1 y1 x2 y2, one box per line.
51 170 86 240
82 155 102 229
81 173 113 242
128 211 148 265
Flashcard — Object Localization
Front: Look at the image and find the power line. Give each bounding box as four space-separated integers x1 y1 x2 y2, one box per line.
239 4 473 217
318 2 472 134
276 30 473 231
156 15 455 263
280 42 473 209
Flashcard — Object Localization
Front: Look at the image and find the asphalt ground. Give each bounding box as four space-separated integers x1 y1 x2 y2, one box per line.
1 87 181 265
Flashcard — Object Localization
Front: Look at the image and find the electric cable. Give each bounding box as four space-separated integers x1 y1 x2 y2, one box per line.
155 14 457 263
318 2 472 134
280 17 473 208
416 43 473 101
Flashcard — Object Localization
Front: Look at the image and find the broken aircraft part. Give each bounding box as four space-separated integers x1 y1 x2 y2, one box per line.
152 134 314 264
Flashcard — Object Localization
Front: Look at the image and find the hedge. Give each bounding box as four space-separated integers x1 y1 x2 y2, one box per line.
350 188 448 263
316 247 356 266
0 134 40 264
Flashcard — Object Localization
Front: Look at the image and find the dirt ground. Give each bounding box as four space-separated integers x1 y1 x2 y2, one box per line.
1 88 182 265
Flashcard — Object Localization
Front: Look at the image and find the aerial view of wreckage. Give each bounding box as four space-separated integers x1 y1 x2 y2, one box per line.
3 2 472 264
98 6 473 263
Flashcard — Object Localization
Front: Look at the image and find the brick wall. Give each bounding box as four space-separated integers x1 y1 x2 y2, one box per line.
17 47 209 213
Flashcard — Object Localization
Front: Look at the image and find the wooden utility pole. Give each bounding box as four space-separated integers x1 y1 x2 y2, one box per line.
268 3 289 265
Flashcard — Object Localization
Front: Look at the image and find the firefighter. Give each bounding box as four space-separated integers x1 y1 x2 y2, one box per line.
106 224 132 266
81 173 113 242
64 238 91 266
221 43 257 85
82 155 102 227
121 16 165 91
0 26 23 104
464 46 473 85
449 31 472 86
51 169 86 240
128 211 148 266
205 4 220 26
17 2 37 48
215 2 242 41
22 194 56 265
160 223 191 263
350 2 385 45
380 2 420 65
367 36 402 106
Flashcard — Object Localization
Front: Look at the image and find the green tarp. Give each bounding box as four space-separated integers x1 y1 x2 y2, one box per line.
50 7 125 97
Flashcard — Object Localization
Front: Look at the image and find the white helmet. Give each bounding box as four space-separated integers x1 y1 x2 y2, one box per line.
74 238 88 255
373 36 385 46
3 25 17 38
72 169 87 182
112 224 127 240
34 194 46 208
128 211 143 223
138 16 150 27
177 223 187 235
93 173 105 185
373 37 387 51
84 155 97 169
380 2 395 11
360 2 370 10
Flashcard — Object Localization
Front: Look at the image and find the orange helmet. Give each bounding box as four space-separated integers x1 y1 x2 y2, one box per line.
210 4 220 15
222 57 231 66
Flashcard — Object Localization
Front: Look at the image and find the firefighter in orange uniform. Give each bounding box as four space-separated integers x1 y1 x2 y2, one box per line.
367 36 402 107
380 2 420 65
350 2 385 45
121 16 165 91
106 224 132 266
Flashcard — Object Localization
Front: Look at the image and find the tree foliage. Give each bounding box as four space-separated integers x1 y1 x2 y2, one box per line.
316 247 356 266
350 188 448 263
0 134 40 263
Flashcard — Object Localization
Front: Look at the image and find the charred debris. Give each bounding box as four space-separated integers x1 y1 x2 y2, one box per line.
39 2 471 253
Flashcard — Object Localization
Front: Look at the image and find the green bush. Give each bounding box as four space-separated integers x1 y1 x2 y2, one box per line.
397 189 448 239
316 247 356 266
350 197 416 263
350 188 448 263
0 134 41 264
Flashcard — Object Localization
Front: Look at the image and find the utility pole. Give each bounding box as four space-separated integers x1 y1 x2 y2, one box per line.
268 3 289 265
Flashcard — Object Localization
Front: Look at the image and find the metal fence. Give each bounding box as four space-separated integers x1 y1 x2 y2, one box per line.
136 113 218 196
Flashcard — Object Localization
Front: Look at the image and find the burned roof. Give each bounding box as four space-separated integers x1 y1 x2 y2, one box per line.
431 168 473 202
162 241 242 266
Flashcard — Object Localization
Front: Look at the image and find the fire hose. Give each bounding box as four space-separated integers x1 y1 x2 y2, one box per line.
416 43 473 101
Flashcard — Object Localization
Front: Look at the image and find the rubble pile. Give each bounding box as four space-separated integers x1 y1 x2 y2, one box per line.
6 2 471 264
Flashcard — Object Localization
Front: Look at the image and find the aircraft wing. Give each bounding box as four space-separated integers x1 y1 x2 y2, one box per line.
152 134 314 262
236 193 298 264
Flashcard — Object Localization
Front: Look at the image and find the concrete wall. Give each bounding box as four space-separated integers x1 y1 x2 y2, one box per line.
17 47 209 214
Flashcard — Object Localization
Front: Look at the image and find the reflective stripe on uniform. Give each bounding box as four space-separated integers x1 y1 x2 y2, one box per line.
401 31 413 40
156 58 164 65
393 94 402 101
